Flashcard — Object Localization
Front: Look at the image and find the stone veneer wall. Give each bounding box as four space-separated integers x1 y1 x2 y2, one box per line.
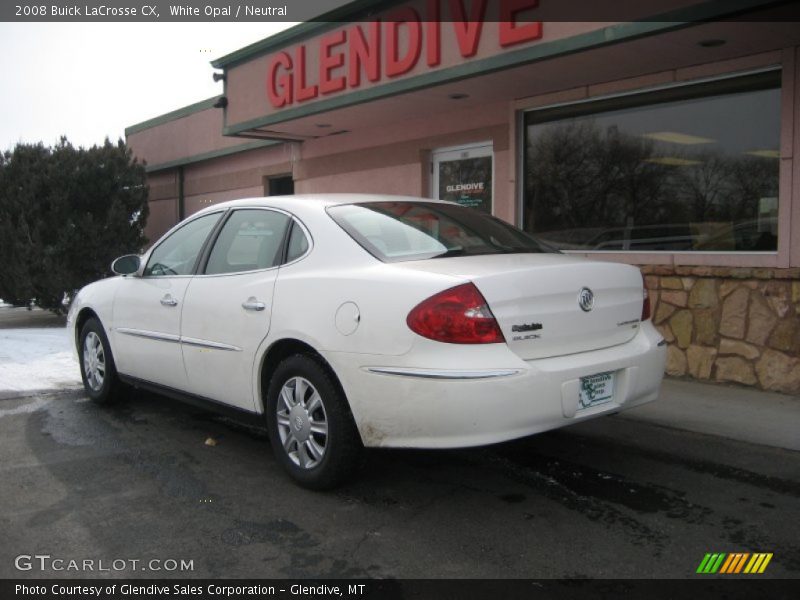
640 266 800 394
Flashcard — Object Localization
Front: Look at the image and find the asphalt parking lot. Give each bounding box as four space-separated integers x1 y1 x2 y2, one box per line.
1 310 799 579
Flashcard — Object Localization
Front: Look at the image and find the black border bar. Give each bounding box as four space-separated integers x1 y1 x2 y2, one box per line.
4 0 800 23
3 579 800 600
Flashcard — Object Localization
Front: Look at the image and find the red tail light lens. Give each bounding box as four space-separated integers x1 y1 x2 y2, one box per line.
641 287 651 321
406 283 505 344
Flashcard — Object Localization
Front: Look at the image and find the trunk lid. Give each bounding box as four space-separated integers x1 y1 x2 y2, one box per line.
396 254 644 360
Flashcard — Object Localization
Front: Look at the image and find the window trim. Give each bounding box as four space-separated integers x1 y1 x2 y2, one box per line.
281 219 314 267
518 65 783 259
140 209 228 279
525 67 780 125
194 209 233 275
195 207 313 278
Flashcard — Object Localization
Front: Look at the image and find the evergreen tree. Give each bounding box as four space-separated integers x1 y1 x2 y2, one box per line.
0 137 149 312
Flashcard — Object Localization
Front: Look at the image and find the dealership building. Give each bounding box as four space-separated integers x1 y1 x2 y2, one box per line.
126 0 800 393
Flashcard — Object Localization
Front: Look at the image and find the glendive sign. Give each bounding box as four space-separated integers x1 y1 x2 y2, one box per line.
266 0 543 108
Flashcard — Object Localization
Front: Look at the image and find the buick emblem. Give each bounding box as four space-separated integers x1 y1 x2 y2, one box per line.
578 287 594 312
294 415 304 430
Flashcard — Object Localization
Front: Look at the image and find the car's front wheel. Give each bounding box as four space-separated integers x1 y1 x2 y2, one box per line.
79 317 122 404
266 354 362 490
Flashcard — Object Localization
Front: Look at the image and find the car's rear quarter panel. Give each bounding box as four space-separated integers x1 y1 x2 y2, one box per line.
262 204 665 448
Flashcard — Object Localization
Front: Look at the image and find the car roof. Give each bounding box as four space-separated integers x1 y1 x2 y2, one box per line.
193 193 454 216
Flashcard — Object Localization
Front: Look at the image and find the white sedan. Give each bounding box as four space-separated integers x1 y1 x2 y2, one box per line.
68 195 666 489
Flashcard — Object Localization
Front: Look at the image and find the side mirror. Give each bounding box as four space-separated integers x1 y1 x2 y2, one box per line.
111 254 141 276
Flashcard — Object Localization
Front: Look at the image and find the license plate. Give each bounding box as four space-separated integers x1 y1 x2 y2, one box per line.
578 372 615 410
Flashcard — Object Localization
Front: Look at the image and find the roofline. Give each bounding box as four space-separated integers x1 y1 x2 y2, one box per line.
143 139 281 173
209 0 784 70
193 193 455 211
211 0 402 69
125 97 221 136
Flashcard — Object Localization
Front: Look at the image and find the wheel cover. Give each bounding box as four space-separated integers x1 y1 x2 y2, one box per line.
276 376 328 469
82 331 106 392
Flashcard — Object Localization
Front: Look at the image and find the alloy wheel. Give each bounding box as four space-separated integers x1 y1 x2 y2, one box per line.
275 376 328 469
82 331 106 392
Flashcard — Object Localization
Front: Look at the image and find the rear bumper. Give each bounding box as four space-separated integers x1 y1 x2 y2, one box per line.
326 322 666 448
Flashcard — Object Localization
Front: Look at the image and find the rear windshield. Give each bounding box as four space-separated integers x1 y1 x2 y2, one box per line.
327 201 553 263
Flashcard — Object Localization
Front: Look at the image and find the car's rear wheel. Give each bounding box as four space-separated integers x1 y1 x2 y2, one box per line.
79 317 122 404
266 354 362 490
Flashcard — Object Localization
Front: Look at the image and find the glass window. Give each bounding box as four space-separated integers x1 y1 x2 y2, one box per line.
205 209 290 275
523 72 781 252
328 201 550 263
144 213 220 277
286 221 310 262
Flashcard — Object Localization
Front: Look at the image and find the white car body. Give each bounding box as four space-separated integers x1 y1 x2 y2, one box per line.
69 194 666 451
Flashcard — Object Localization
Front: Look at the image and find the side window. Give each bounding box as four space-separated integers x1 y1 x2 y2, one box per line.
205 209 290 275
144 213 221 277
286 221 310 262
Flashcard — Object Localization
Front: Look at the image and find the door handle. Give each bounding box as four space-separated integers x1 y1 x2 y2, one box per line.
160 294 178 307
242 297 266 312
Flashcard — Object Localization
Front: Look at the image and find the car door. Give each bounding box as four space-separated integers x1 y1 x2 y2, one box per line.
112 211 222 390
180 208 299 411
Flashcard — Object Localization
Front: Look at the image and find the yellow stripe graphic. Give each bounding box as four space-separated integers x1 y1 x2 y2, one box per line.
751 554 766 573
744 554 760 574
758 553 773 574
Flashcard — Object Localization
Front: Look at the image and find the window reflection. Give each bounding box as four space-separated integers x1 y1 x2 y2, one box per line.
523 74 780 252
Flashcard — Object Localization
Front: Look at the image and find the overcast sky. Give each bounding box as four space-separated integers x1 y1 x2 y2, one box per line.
0 23 295 152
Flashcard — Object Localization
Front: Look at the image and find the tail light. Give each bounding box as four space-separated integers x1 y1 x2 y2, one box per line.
641 287 651 321
406 283 505 344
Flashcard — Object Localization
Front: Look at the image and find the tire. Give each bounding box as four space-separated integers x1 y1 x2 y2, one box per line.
78 317 122 404
266 354 362 490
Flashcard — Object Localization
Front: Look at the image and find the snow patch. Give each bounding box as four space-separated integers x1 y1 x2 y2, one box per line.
0 328 82 392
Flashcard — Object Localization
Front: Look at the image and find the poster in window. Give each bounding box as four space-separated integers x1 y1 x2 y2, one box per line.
437 156 492 214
